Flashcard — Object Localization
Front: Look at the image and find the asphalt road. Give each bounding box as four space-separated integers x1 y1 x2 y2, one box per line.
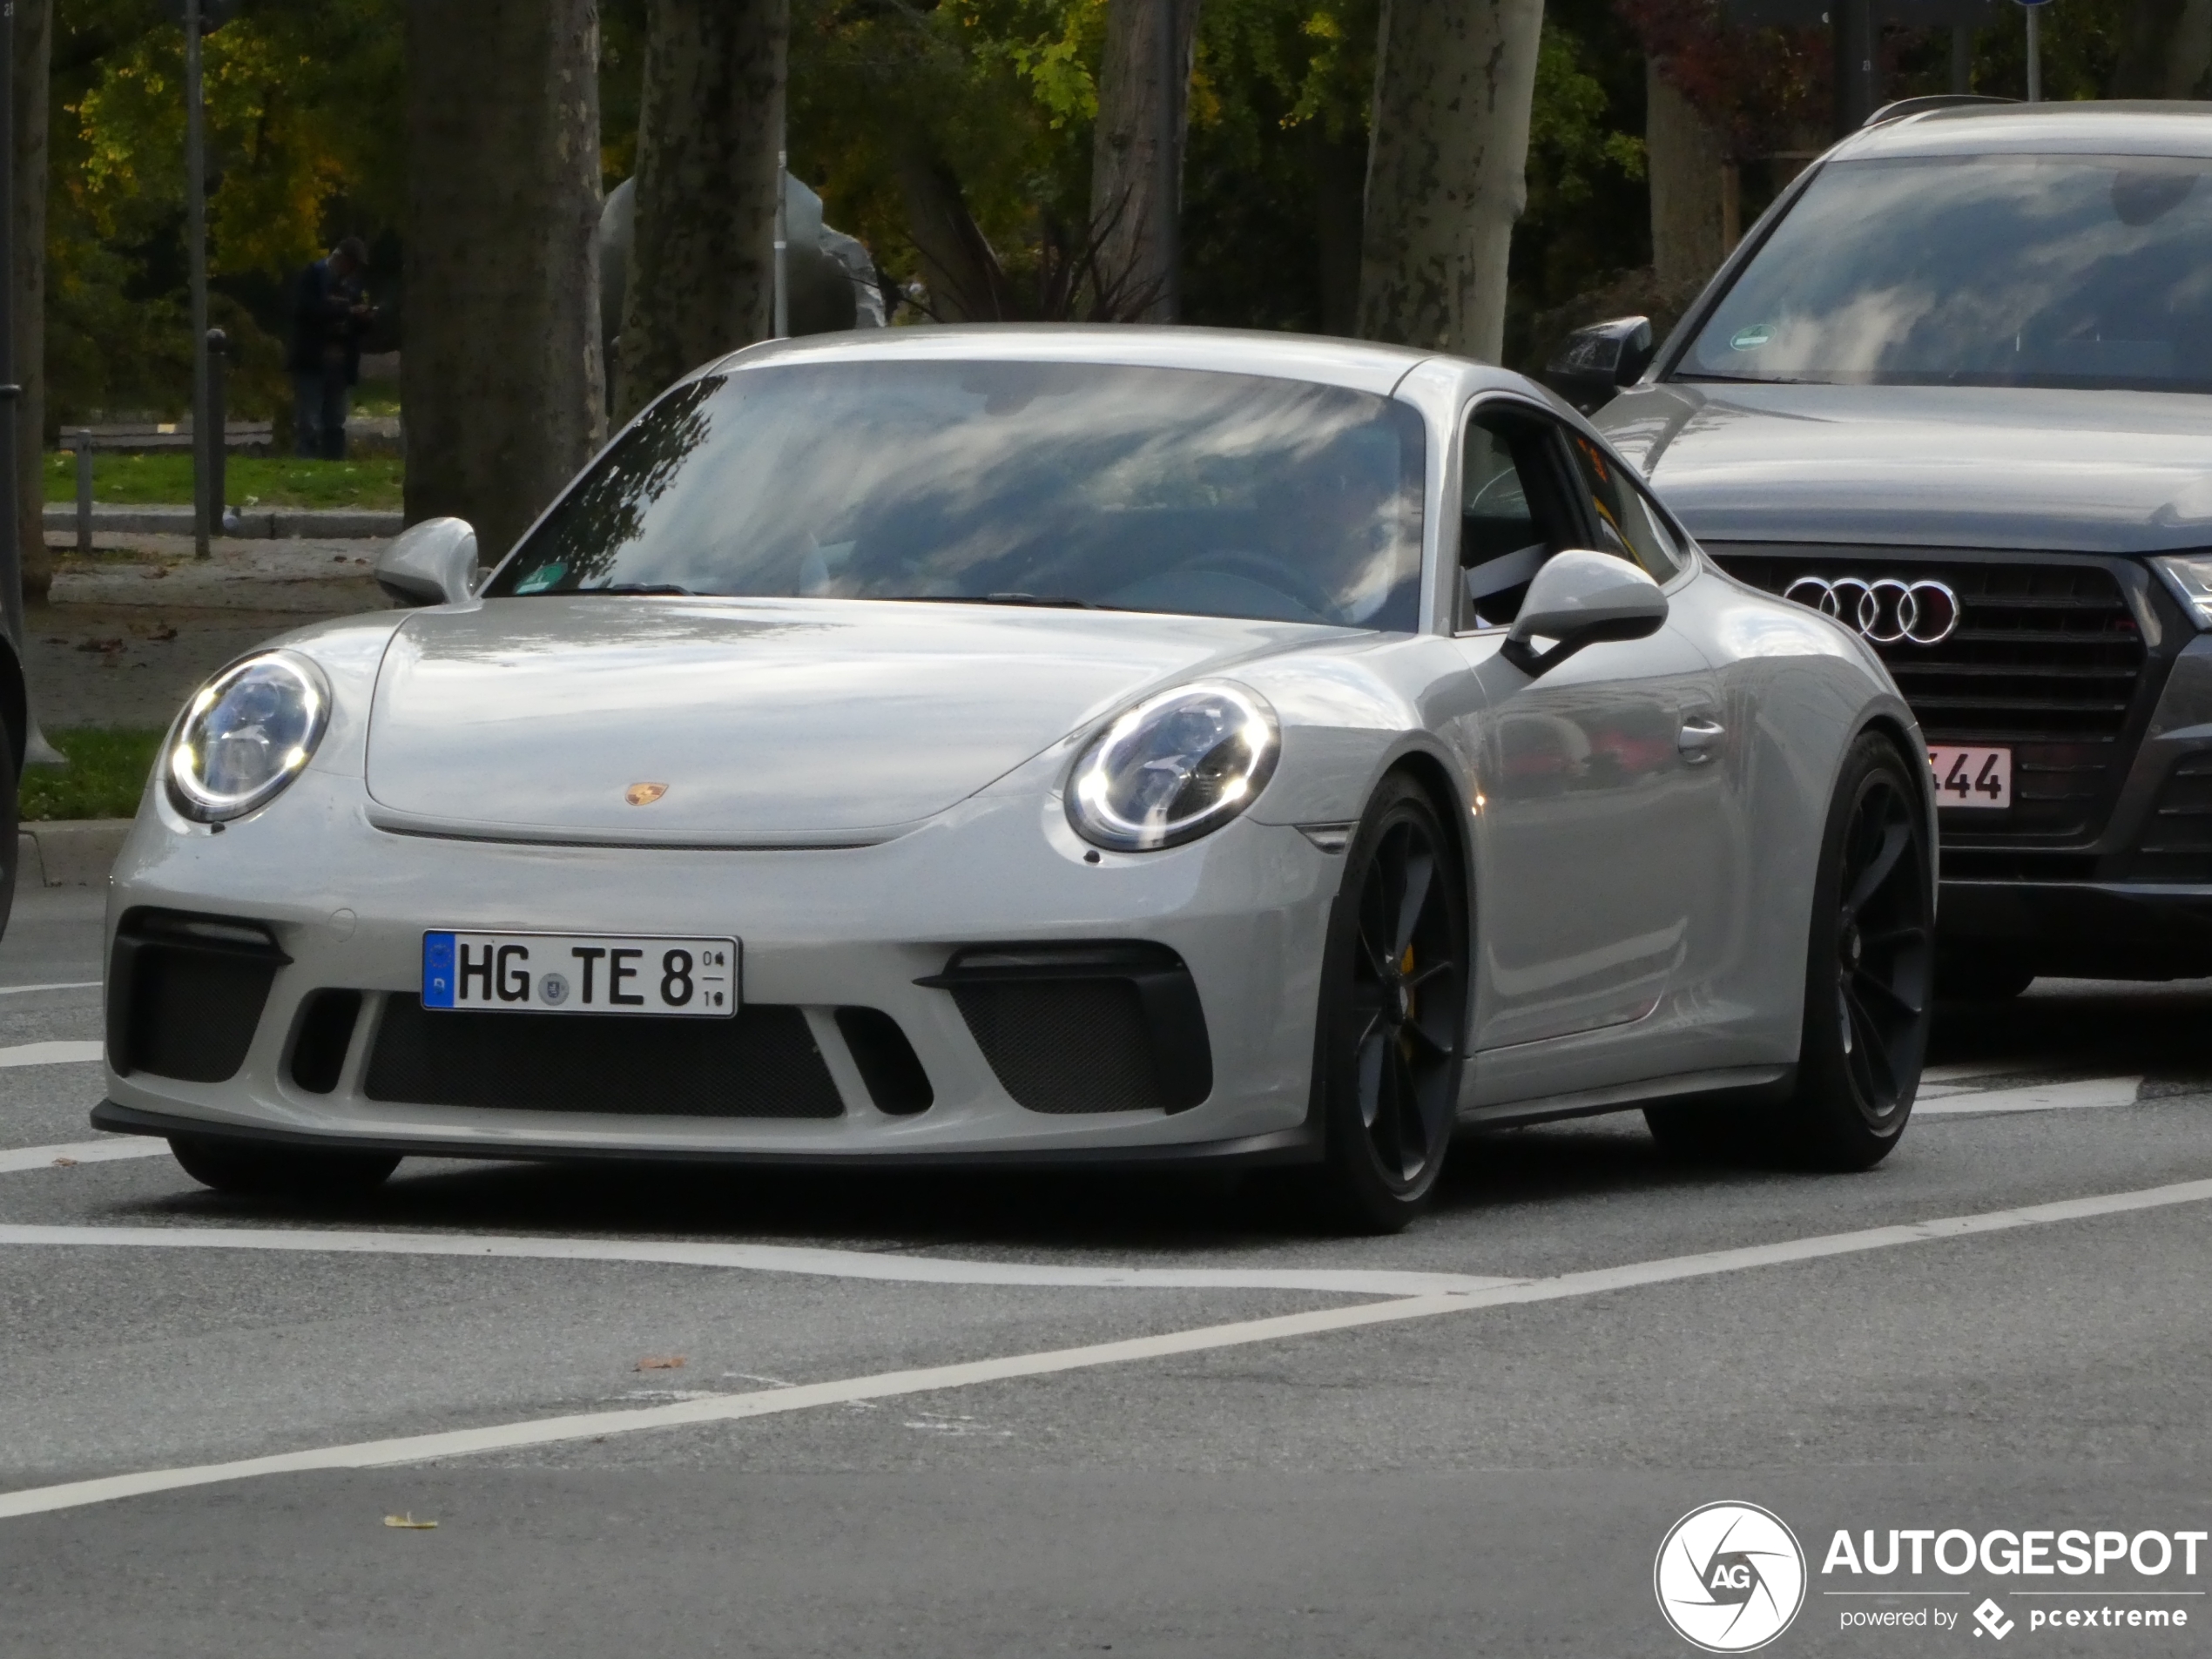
1 884 2208 1656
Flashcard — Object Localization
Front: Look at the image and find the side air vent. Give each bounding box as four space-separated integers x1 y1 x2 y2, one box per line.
288 990 364 1095
834 1007 934 1116
107 908 290 1082
2125 752 2212 881
919 941 1211 1115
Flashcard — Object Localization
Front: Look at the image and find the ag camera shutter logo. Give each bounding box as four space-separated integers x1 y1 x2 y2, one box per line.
1656 1501 1808 1652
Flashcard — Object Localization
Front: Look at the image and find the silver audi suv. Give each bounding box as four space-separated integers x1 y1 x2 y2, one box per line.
1561 99 2212 995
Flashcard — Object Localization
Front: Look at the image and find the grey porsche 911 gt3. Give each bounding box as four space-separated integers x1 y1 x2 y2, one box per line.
94 327 1932 1231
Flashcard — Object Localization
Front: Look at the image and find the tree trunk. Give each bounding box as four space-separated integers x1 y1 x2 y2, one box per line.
1312 124 1366 338
614 0 786 425
2112 0 2212 97
404 0 604 560
896 151 1015 322
1646 60 1729 292
1356 0 1545 361
15 0 48 604
1089 0 1199 321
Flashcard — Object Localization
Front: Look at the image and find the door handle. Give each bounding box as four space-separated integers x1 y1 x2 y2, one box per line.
1677 717 1725 762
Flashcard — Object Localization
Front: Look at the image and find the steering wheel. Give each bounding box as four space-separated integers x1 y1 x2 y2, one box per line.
1179 550 1338 621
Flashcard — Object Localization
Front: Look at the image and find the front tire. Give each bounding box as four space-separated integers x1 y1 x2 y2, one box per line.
169 1135 401 1198
1304 775 1469 1233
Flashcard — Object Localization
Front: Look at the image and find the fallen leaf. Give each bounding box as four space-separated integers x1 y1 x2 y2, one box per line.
143 567 168 578
50 1157 76 1168
382 1514 437 1529
636 1354 686 1372
76 637 124 653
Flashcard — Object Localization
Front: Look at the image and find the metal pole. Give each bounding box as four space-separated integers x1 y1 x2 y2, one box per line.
71 435 89 553
772 147 788 340
185 0 210 557
206 327 226 534
2025 4 2042 101
1952 24 1973 93
1155 0 1181 321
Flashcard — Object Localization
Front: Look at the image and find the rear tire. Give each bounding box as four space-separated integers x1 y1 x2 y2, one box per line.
1302 775 1469 1234
1774 732 1934 1169
169 1135 400 1198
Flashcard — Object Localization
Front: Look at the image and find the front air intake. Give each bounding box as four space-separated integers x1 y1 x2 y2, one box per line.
107 908 290 1082
919 941 1211 1115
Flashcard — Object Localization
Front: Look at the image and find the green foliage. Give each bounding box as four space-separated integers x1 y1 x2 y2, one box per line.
43 452 403 509
19 727 164 821
49 0 404 426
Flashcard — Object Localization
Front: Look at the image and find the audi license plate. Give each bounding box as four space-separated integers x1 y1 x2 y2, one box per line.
1929 745 2011 809
421 932 738 1015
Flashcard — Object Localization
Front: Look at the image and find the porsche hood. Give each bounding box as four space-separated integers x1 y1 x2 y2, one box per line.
363 597 1324 844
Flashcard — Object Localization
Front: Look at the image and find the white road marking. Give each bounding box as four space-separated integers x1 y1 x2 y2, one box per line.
1923 1059 2050 1084
0 1222 1521 1297
5 1173 2211 1521
0 980 100 996
0 1041 102 1067
1917 1076 2143 1116
0 1141 169 1175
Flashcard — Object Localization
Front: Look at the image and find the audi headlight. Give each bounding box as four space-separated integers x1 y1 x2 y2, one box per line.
166 651 331 821
2153 555 2212 629
1067 682 1279 852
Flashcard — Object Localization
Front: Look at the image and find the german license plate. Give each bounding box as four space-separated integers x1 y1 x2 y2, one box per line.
421 932 738 1015
1929 745 2012 809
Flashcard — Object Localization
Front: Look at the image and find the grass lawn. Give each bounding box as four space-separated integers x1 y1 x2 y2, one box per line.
44 452 403 511
19 727 164 821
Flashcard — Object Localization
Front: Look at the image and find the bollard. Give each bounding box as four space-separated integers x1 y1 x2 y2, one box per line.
206 327 228 540
71 434 91 554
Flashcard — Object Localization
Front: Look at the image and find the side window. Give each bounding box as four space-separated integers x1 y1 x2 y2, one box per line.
1457 409 1581 630
1566 430 1680 583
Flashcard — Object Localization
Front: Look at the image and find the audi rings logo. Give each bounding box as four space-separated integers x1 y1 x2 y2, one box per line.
1784 575 1961 645
1655 1501 1808 1653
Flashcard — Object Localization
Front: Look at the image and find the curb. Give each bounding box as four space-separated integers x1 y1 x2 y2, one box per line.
16 819 130 887
43 505 402 540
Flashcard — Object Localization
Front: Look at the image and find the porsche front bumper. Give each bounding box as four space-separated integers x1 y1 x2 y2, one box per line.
94 772 1342 1166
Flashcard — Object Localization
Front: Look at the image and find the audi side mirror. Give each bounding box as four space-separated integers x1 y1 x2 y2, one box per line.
1503 550 1669 677
1543 316 1656 415
377 516 481 607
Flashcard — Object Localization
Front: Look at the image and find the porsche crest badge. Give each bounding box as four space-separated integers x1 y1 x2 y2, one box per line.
624 782 669 806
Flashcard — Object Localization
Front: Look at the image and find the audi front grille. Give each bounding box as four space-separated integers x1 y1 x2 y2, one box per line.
1713 548 2172 844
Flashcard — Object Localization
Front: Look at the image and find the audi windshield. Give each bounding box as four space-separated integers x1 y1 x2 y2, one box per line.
1680 153 2212 393
489 361 1428 631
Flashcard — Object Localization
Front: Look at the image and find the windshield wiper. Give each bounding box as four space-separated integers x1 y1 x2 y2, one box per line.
576 582 700 597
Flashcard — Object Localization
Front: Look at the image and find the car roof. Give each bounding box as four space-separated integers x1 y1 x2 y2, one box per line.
1834 100 2212 161
709 323 1503 400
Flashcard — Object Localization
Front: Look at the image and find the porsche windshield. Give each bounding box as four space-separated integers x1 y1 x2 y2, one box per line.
488 360 1428 630
1680 153 2212 391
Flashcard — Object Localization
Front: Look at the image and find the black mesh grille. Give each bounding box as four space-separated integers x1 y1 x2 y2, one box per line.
952 981 1165 1114
364 998 843 1117
2126 752 2212 881
1716 550 2164 841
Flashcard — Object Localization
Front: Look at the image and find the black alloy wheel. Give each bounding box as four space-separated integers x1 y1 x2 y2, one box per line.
1648 732 1932 1169
1827 753 1934 1128
1308 775 1468 1232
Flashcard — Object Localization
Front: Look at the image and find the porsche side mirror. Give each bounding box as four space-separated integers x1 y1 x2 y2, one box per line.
1542 315 1655 414
377 516 480 607
1502 550 1669 677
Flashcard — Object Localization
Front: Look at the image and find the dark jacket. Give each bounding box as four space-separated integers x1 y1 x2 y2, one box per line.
288 259 367 382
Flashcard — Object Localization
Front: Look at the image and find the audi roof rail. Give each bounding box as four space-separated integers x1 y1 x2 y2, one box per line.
1863 94 2017 130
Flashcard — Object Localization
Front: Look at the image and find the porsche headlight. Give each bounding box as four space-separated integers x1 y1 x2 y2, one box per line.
166 651 331 821
1067 682 1279 852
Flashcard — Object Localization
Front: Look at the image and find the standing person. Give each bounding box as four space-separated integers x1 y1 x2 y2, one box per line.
288 237 375 459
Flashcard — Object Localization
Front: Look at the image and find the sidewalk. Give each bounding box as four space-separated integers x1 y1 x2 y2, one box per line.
30 537 394 730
